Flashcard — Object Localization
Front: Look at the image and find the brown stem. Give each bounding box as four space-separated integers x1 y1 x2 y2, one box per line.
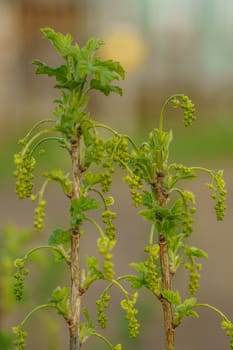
70 135 82 350
154 171 174 349
159 235 174 350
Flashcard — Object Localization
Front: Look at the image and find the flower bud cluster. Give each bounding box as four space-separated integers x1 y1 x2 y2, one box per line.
13 259 29 301
116 137 129 164
14 152 35 199
103 253 114 280
98 236 116 280
113 344 122 350
102 209 117 240
99 172 112 193
121 293 140 338
96 291 111 329
182 213 193 237
124 175 143 207
221 319 233 344
207 170 227 221
99 136 130 192
172 95 196 127
92 136 105 164
106 136 129 165
34 199 47 231
184 261 201 295
171 163 194 176
97 236 115 255
12 326 27 350
144 244 161 296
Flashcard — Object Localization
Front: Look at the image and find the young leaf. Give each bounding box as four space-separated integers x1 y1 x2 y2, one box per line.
161 289 181 305
82 173 102 189
33 60 67 83
130 262 148 275
74 196 100 211
126 275 147 290
138 209 155 222
142 191 153 208
48 228 70 247
184 246 208 259
49 286 70 318
83 256 104 289
44 169 72 196
80 308 96 343
70 196 100 227
128 262 149 289
41 27 75 58
80 38 104 62
174 297 199 325
90 79 123 96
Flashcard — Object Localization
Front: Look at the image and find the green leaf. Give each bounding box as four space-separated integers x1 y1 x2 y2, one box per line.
170 198 184 218
150 128 173 167
142 191 153 208
92 58 125 85
82 173 102 188
81 38 104 60
94 58 125 80
83 256 104 290
128 262 148 289
138 209 155 222
41 27 75 57
139 205 169 223
90 79 123 96
70 196 100 227
76 38 104 79
75 196 100 211
49 286 70 317
89 57 125 96
82 307 95 330
126 275 146 290
44 169 72 196
48 228 70 247
130 262 147 275
184 246 208 259
161 289 181 305
80 308 95 343
86 256 99 270
33 60 67 83
176 297 198 318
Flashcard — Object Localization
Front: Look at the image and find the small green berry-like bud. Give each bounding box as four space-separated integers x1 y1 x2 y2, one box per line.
172 98 180 107
14 259 25 269
30 194 37 201
105 196 115 206
114 344 122 350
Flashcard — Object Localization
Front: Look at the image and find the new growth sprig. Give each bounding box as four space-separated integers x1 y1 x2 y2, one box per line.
122 94 230 349
13 27 138 350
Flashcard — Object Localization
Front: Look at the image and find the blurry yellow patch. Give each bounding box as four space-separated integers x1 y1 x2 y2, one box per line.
100 26 147 73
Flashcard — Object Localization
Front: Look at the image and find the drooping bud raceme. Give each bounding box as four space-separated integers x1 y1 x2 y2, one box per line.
34 199 47 231
96 291 111 329
206 170 227 221
12 326 27 350
172 95 196 127
120 293 140 338
13 259 29 301
124 175 143 207
14 152 35 199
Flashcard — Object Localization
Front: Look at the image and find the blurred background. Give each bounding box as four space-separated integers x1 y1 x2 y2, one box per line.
0 1 233 349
